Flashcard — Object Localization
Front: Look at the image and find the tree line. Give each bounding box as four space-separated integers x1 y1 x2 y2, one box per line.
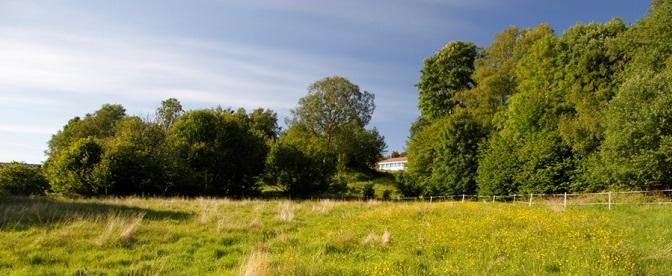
0 76 385 197
401 0 672 196
2 0 670 198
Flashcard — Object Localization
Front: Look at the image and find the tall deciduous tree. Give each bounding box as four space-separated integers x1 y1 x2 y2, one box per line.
429 111 486 195
417 41 477 121
597 70 672 190
290 76 375 147
156 98 184 130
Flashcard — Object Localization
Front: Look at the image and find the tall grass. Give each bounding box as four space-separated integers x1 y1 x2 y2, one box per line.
1 196 672 274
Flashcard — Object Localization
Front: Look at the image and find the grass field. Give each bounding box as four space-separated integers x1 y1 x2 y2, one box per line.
1 197 672 275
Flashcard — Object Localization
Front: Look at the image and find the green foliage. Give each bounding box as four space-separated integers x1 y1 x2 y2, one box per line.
97 118 170 195
265 76 384 196
417 41 477 120
622 0 672 73
597 70 672 189
408 25 555 196
169 109 268 196
0 163 49 196
249 108 281 142
382 189 392 200
291 76 375 146
335 127 385 173
45 99 277 197
476 133 521 195
406 116 450 177
428 112 486 195
460 24 553 128
264 128 337 196
45 137 107 196
362 182 375 199
155 98 183 129
48 104 126 154
393 172 424 197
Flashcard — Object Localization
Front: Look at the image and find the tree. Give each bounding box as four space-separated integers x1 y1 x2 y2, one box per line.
0 162 49 196
282 76 384 182
156 98 184 130
45 137 106 197
334 126 386 173
429 112 486 195
48 104 126 154
249 108 280 142
597 70 672 190
417 41 477 120
97 117 169 195
264 131 336 196
459 24 553 128
290 76 375 148
169 109 268 196
475 34 575 194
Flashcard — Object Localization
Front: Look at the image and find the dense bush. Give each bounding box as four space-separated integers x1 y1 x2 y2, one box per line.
44 100 277 197
168 109 268 196
0 162 49 196
264 133 336 196
45 138 106 197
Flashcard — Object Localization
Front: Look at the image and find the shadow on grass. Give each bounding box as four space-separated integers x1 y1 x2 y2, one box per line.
0 196 191 230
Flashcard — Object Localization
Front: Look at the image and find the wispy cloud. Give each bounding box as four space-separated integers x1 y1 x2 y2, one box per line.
0 125 55 135
0 27 326 110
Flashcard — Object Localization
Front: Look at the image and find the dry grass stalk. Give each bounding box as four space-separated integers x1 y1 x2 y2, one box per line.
278 202 294 222
241 248 271 276
216 215 229 233
362 232 379 245
96 214 122 246
311 199 335 213
381 229 392 245
367 199 381 206
247 218 263 229
362 229 392 246
120 212 146 241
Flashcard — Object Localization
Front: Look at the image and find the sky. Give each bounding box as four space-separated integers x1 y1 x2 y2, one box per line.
0 0 651 164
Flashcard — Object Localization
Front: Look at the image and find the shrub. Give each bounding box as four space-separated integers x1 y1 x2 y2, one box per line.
0 162 49 196
45 137 107 196
382 190 392 200
362 182 375 199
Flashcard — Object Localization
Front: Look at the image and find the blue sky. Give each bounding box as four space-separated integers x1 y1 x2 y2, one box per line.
0 0 651 163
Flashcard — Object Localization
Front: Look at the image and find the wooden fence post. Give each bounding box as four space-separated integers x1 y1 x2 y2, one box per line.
462 194 465 203
608 192 612 210
564 192 567 209
492 195 496 203
529 193 533 207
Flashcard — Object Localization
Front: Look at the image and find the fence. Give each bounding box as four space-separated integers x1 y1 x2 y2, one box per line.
396 189 672 210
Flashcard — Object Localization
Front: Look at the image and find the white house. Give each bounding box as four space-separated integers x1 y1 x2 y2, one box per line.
376 157 408 172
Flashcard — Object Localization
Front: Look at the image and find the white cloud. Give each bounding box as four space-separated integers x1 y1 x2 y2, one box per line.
0 27 331 110
0 125 55 135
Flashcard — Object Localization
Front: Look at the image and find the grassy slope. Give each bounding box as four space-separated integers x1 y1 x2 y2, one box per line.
1 197 671 275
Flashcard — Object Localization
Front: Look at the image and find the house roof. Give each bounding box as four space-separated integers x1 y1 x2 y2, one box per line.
377 156 408 164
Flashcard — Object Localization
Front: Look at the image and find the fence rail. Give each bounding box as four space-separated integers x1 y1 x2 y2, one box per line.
393 190 672 209
257 190 672 209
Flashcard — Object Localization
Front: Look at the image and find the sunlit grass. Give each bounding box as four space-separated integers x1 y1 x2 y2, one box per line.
1 197 671 274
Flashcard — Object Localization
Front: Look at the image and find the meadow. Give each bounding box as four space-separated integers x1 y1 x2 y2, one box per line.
1 196 671 275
